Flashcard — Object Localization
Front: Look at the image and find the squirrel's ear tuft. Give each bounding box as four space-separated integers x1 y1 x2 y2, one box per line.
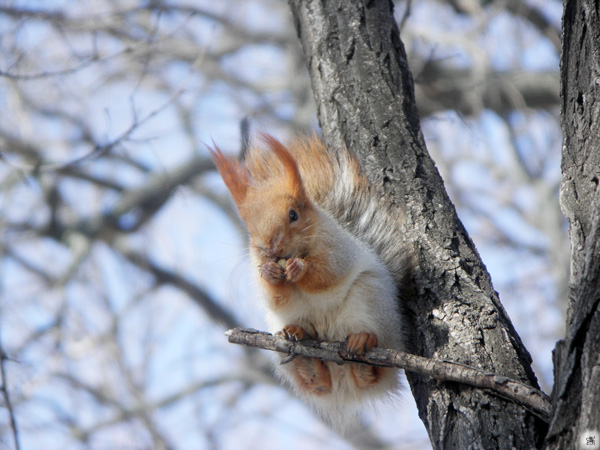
209 143 250 207
260 134 305 199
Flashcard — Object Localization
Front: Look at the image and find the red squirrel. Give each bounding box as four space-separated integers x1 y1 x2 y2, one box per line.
210 134 405 427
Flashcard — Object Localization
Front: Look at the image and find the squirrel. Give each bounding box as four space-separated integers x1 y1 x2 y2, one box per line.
210 134 407 428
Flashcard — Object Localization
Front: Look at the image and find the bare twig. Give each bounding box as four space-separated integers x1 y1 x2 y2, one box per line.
398 0 412 33
1 45 208 174
116 245 239 329
226 327 552 422
0 335 21 450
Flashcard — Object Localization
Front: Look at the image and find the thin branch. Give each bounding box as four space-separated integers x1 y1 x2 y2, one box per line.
0 336 21 450
1 46 208 174
115 245 239 329
226 327 553 422
398 0 412 33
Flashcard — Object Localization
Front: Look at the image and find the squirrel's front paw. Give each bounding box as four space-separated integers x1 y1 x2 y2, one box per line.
260 261 285 285
285 257 307 283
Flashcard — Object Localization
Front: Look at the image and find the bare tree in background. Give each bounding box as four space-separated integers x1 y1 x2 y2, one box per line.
0 1 565 449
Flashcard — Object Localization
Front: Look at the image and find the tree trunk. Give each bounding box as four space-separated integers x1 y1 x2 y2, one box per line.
287 0 546 448
545 0 600 448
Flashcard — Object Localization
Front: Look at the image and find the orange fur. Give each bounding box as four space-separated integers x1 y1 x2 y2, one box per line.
260 133 306 200
262 279 294 310
209 144 250 207
244 134 345 201
211 136 335 304
295 250 340 294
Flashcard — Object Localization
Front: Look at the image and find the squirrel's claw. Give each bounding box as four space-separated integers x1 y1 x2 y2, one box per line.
282 324 315 341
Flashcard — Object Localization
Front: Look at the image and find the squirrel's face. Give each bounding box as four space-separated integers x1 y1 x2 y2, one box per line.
241 188 317 262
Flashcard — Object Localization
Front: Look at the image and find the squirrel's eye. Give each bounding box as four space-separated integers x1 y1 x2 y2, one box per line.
289 209 299 222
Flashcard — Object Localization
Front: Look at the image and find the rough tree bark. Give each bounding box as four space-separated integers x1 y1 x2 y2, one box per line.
546 0 600 448
287 1 546 448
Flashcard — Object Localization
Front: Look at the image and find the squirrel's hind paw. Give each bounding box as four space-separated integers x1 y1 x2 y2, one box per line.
346 331 378 355
281 324 317 341
293 356 332 395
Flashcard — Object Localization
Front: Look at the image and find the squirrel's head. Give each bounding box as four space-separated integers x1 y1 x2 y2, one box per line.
210 135 318 262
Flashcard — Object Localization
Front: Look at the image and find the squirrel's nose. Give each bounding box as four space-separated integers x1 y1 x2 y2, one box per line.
267 230 284 257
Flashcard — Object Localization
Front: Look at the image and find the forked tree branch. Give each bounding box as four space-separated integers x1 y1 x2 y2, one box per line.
226 327 552 422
